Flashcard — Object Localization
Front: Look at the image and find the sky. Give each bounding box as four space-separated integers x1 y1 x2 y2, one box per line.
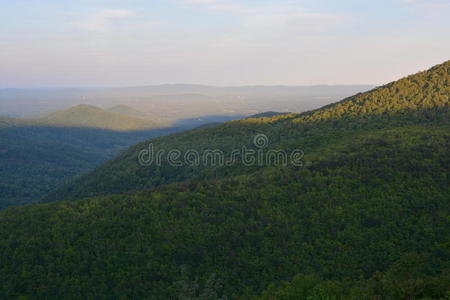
0 0 449 87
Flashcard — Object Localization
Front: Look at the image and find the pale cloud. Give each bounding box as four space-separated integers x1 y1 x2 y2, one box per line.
178 0 303 15
172 0 348 55
401 0 450 8
204 3 258 14
175 0 262 13
400 0 450 21
175 0 343 29
183 0 222 3
2 0 450 88
75 9 135 32
401 0 447 3
244 12 345 32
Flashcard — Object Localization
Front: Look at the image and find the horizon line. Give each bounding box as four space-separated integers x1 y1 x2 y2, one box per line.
0 83 377 90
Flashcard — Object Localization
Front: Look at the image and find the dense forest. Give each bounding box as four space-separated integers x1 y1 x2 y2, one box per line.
0 61 449 299
0 104 163 131
43 60 450 203
0 126 179 209
0 104 183 209
1 126 449 299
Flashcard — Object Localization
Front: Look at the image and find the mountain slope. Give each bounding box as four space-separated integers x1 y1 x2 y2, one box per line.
1 125 449 299
43 60 450 203
1 61 449 299
106 104 150 119
292 60 449 123
0 104 162 131
248 111 289 118
36 104 161 131
0 105 176 209
0 126 179 209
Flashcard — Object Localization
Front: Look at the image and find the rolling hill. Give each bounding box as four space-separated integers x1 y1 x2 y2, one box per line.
0 61 449 299
0 104 163 131
43 60 450 203
106 104 151 119
2 125 449 299
0 85 373 123
0 105 177 209
22 104 162 131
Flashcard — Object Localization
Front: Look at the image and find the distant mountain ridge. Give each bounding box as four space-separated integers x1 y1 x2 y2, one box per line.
0 85 374 119
1 61 449 299
111 84 375 97
106 104 150 119
0 104 162 131
42 60 450 203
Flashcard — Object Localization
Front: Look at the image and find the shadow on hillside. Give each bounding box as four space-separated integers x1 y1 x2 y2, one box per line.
0 125 182 210
172 114 247 129
0 114 253 210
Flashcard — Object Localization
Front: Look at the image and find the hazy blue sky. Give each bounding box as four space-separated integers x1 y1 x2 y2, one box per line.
1 0 449 87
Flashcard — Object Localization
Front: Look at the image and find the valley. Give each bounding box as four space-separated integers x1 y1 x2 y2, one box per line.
0 61 448 299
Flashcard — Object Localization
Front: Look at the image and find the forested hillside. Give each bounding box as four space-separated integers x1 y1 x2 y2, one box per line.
43 60 449 203
0 104 163 131
0 104 178 209
0 61 449 299
106 104 150 119
0 126 179 209
1 126 449 299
